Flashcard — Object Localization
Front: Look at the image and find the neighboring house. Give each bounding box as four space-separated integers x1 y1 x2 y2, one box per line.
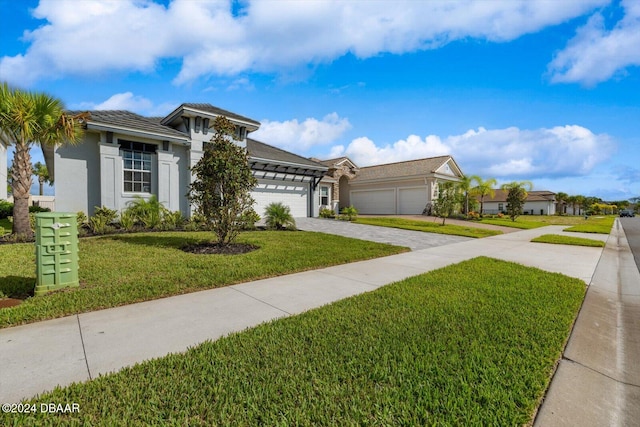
44 103 327 218
479 189 557 215
0 144 6 200
316 155 464 215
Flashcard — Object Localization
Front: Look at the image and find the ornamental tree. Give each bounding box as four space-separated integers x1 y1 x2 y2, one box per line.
501 181 533 222
188 116 258 246
432 181 460 225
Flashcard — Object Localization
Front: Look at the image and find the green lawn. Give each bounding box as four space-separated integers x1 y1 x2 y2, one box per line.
0 230 408 328
480 215 615 234
355 217 502 238
2 257 586 426
531 234 606 247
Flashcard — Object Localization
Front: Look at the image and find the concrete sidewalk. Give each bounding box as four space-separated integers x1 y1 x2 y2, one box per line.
534 220 640 426
0 224 611 406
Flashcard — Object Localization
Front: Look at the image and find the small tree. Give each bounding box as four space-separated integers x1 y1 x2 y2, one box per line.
501 181 533 222
432 181 460 225
188 116 258 246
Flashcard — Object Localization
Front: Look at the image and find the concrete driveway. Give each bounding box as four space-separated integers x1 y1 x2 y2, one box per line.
295 217 472 251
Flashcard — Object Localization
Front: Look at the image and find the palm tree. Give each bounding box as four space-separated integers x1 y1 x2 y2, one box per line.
32 161 52 196
264 202 296 230
470 176 497 216
458 175 480 215
0 83 85 237
556 192 568 215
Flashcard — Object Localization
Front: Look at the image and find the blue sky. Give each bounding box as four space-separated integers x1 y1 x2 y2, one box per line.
1 0 639 201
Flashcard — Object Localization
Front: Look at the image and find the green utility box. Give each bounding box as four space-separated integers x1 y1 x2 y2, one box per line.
34 213 79 296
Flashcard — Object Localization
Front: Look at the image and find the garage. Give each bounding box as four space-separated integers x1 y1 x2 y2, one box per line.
252 179 309 218
350 189 396 214
398 187 428 215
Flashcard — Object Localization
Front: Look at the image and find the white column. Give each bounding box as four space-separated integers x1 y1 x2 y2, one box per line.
99 143 120 211
0 144 7 200
157 150 179 212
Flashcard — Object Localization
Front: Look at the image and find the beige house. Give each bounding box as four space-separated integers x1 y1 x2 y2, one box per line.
479 189 557 216
316 155 464 215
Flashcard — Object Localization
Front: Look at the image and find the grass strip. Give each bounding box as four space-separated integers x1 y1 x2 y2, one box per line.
478 218 545 229
531 234 605 247
0 230 407 328
355 217 501 238
563 216 614 234
3 257 586 426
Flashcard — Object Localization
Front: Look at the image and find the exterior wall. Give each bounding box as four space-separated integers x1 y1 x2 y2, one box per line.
483 200 556 215
0 144 6 200
55 133 101 215
56 132 191 217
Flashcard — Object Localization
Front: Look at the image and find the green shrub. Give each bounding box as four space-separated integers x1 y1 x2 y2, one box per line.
319 207 335 218
119 209 136 231
28 205 50 214
339 205 358 221
124 195 163 229
160 210 186 231
264 202 296 230
238 208 260 230
89 206 118 234
0 200 14 219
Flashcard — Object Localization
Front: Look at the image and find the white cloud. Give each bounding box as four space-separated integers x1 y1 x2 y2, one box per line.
251 112 351 151
93 92 153 111
334 125 615 180
548 0 640 85
0 0 607 86
71 92 176 116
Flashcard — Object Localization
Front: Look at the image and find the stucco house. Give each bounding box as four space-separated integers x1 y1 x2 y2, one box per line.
479 189 557 215
44 103 327 218
0 102 467 219
316 155 464 215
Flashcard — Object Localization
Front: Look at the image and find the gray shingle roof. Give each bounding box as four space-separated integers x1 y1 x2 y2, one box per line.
71 110 188 139
247 138 327 169
353 155 453 181
180 103 260 126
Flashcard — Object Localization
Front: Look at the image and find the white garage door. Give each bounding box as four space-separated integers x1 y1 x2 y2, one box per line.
399 187 428 215
351 189 395 214
252 179 309 218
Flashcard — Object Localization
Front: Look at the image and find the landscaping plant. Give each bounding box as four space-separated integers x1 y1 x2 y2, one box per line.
188 116 258 245
501 181 533 221
339 205 358 221
264 202 296 230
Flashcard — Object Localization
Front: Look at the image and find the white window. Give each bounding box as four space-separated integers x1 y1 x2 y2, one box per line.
320 186 329 205
120 141 155 193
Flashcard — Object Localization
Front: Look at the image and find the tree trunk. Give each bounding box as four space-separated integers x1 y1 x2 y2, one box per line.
39 177 44 196
11 143 34 238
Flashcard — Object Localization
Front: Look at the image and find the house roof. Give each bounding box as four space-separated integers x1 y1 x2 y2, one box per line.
479 190 556 203
352 155 458 181
247 138 327 170
161 103 260 128
71 110 189 140
316 157 358 169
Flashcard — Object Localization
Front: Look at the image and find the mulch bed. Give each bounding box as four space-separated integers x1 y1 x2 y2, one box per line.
181 243 259 255
0 298 23 309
